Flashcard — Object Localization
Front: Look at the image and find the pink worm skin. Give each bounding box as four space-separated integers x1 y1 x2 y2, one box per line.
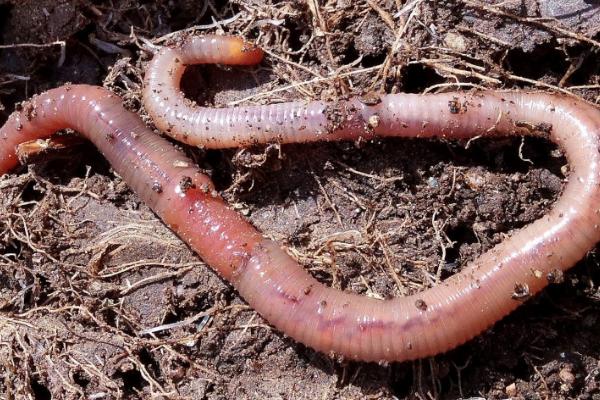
1 37 599 363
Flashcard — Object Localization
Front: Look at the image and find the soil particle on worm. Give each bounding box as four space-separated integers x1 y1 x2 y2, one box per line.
0 0 599 399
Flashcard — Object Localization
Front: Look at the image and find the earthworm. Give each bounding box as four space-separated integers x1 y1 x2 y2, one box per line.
1 37 599 363
143 37 600 358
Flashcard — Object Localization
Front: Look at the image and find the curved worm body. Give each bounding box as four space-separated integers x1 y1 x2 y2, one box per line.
1 37 600 363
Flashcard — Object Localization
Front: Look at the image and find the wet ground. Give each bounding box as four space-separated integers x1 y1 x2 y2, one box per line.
0 0 599 399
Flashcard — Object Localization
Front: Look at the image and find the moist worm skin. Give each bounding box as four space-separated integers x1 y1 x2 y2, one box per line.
0 85 263 279
143 36 600 361
1 45 600 363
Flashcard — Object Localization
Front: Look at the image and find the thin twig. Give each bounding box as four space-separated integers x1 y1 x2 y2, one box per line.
460 0 600 48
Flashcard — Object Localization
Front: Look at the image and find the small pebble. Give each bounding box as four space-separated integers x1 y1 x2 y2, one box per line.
559 367 575 385
427 176 439 188
505 382 517 397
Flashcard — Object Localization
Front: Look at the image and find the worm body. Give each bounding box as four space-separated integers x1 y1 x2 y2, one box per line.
0 85 263 279
2 36 600 362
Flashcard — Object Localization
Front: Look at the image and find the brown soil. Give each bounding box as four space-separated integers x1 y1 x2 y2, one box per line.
0 1 599 399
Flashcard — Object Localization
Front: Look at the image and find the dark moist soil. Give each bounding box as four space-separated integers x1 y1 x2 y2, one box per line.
1 1 599 399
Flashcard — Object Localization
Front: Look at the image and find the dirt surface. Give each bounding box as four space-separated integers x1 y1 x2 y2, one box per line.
0 0 599 399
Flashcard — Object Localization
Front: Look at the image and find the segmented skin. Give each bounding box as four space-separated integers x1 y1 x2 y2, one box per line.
1 36 600 362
